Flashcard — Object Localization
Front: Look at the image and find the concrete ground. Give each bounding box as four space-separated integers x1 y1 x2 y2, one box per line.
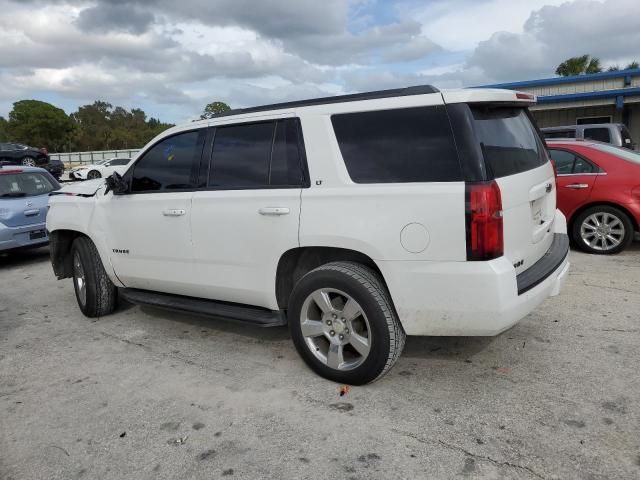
1 244 639 480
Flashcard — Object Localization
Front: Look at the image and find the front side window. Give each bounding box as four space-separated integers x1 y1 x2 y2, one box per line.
332 106 461 183
0 172 58 197
583 127 610 143
131 130 205 192
208 119 304 188
110 159 130 166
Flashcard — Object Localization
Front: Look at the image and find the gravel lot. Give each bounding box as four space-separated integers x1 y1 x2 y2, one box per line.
1 244 639 480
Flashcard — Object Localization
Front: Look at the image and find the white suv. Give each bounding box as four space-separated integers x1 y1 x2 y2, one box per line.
47 86 570 384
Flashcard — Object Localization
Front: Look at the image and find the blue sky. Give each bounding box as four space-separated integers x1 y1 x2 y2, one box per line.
1 0 638 123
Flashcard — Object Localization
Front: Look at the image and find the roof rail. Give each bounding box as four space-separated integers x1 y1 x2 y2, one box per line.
210 85 440 118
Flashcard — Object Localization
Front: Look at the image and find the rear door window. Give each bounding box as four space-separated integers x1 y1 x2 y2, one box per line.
471 106 547 178
331 106 461 183
549 149 597 174
583 127 610 143
131 130 205 192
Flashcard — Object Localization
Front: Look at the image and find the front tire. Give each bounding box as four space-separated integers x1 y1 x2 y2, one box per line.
289 262 405 385
71 237 118 317
87 170 101 179
572 205 633 254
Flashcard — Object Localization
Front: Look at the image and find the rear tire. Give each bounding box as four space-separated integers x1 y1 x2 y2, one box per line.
572 205 633 254
71 237 117 317
21 157 36 167
288 261 405 385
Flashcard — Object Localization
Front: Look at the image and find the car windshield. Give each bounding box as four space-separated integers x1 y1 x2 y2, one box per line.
591 143 640 165
0 172 58 198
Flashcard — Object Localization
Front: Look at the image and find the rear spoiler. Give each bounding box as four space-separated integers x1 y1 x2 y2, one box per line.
442 88 537 105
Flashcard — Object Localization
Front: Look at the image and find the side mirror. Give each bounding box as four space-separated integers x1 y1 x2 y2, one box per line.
104 172 129 195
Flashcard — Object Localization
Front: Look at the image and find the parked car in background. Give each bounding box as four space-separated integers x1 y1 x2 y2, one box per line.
542 123 635 150
0 143 50 167
44 158 65 180
48 86 569 384
548 140 640 254
69 157 132 180
0 166 59 252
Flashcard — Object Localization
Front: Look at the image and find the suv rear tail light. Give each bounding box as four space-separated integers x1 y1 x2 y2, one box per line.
465 181 504 261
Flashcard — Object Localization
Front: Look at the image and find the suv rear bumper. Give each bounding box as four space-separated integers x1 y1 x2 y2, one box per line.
378 213 570 336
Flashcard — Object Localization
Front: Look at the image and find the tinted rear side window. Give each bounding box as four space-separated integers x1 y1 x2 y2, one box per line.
583 127 610 143
270 119 304 186
132 130 205 192
331 106 461 183
472 106 547 178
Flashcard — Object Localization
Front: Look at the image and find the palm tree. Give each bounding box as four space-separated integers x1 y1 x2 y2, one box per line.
555 55 603 76
607 61 639 72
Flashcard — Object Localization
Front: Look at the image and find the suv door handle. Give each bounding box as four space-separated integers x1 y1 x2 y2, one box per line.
258 207 290 216
162 209 186 216
565 183 589 189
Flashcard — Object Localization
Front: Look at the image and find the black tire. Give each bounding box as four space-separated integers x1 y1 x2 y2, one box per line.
21 156 36 167
572 205 634 255
288 261 405 385
87 170 101 179
71 237 118 317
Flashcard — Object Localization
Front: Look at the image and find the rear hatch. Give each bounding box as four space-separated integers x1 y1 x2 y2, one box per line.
470 104 556 274
0 169 57 227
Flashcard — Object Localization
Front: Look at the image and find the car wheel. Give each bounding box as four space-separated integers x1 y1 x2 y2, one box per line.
21 157 36 167
87 170 101 179
71 236 118 317
288 261 405 385
572 205 634 255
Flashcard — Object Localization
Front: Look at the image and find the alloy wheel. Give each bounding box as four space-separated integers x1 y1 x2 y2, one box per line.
299 288 371 371
580 212 625 252
73 251 87 307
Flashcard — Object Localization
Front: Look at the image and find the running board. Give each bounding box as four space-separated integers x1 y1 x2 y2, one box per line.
120 288 287 327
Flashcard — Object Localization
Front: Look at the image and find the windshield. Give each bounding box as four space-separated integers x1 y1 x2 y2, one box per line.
591 143 640 165
0 172 58 198
472 106 547 178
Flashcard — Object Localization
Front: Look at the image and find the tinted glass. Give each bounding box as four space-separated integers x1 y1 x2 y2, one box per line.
620 126 634 148
110 159 130 166
583 127 610 143
0 172 57 197
131 130 203 192
270 119 303 186
543 130 576 139
210 122 274 187
573 156 595 174
472 106 547 178
332 106 461 183
549 149 575 174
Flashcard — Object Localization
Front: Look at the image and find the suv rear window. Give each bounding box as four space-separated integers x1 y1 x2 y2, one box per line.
0 172 57 197
471 106 547 178
331 106 461 183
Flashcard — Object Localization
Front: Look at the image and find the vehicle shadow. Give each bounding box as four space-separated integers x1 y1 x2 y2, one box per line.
403 335 496 360
0 246 50 269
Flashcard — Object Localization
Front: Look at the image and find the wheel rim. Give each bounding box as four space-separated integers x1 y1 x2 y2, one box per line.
580 212 625 251
88 171 100 179
22 158 35 166
300 288 371 371
73 251 87 306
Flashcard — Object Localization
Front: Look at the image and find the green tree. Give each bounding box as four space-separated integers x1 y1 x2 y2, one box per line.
200 101 231 119
0 116 8 142
607 60 638 72
555 55 603 76
7 100 75 151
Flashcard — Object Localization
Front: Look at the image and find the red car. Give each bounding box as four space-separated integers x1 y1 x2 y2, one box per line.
547 140 640 254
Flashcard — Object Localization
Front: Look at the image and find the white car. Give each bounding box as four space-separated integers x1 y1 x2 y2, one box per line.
69 157 132 180
47 86 570 384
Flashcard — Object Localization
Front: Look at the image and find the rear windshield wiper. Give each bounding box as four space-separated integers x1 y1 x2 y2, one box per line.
0 192 27 198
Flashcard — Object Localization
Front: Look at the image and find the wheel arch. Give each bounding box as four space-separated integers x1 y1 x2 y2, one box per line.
49 229 88 279
275 246 387 310
568 201 639 234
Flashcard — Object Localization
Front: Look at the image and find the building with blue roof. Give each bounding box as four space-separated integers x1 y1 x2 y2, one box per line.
482 68 640 143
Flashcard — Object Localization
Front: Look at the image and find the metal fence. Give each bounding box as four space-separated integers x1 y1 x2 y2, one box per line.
50 149 140 167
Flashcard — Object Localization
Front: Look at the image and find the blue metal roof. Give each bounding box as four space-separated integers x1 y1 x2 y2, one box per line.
482 68 640 89
537 87 640 104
